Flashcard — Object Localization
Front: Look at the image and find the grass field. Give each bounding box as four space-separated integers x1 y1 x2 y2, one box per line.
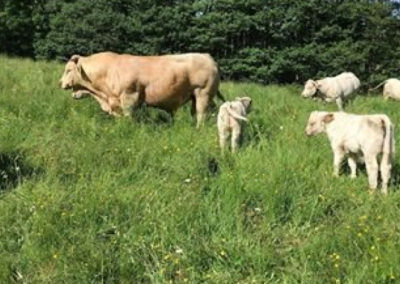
1 56 400 283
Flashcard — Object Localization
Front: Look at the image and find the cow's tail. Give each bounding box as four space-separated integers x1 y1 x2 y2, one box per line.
227 106 248 122
215 90 226 102
369 80 387 92
381 115 395 164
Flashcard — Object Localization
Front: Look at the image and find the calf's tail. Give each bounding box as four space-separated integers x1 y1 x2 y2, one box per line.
227 106 248 122
369 80 387 92
381 116 395 163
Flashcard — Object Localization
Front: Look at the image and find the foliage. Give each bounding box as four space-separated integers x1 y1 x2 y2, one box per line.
0 0 35 56
2 56 400 282
1 1 400 85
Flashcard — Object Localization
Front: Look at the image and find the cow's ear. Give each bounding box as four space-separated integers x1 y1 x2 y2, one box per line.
70 55 80 64
323 113 334 123
77 61 91 82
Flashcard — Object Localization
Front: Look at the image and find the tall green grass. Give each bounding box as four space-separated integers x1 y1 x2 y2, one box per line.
1 56 400 283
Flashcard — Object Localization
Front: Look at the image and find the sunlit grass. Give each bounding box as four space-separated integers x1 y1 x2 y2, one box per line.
1 56 400 282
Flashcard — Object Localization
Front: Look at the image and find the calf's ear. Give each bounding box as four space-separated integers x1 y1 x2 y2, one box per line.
323 113 334 123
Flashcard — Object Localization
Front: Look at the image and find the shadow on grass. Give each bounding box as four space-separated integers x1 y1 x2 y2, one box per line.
132 106 174 125
94 105 175 125
0 151 42 195
341 160 400 192
389 163 400 191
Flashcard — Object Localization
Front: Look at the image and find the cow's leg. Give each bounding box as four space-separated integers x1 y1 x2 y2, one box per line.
365 155 378 190
190 95 196 119
333 149 345 177
121 92 141 117
109 96 122 116
348 155 357 179
380 155 391 195
91 95 112 114
336 96 344 110
194 89 211 128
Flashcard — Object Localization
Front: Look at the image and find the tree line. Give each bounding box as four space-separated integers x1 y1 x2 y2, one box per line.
1 0 400 85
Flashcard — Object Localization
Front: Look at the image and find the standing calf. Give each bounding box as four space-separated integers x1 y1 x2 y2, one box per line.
369 78 400 101
217 97 252 152
305 111 395 194
301 72 360 110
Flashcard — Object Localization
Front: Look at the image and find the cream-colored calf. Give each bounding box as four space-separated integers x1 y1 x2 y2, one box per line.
370 78 400 101
302 72 360 110
305 111 395 194
217 97 252 152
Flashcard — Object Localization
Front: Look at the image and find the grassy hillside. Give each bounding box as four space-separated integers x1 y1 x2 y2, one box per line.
1 56 400 283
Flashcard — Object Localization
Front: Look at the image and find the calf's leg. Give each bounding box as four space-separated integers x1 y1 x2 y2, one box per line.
218 128 230 152
365 155 379 190
335 96 344 110
333 149 345 177
380 155 392 195
231 124 241 153
348 156 357 178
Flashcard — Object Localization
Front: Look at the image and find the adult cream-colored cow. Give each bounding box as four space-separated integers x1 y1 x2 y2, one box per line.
301 72 360 110
369 78 400 100
305 111 395 194
59 52 223 127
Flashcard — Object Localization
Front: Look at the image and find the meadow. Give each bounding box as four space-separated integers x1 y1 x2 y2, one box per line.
1 56 400 283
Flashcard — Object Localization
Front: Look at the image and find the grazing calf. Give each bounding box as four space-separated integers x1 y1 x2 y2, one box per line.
301 72 360 110
369 78 400 101
305 111 395 194
217 97 252 152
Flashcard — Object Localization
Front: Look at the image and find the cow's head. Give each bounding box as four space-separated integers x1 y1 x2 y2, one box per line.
305 111 334 136
301 80 319 98
59 55 84 91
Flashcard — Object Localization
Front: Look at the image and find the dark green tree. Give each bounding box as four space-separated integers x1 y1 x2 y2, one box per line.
1 0 400 85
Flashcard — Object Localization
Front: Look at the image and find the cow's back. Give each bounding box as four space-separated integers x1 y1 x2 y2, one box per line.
334 72 360 97
163 53 219 87
80 52 120 79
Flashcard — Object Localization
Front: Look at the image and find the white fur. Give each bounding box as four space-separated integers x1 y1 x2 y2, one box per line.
371 78 400 100
217 97 252 153
305 111 394 193
302 72 360 110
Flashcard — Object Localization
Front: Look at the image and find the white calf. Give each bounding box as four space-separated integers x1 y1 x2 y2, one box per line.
370 78 400 101
217 97 252 152
302 72 360 110
305 111 394 194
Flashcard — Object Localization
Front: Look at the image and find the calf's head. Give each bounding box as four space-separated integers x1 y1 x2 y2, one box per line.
305 111 334 136
59 55 83 91
302 80 319 97
237 96 252 113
